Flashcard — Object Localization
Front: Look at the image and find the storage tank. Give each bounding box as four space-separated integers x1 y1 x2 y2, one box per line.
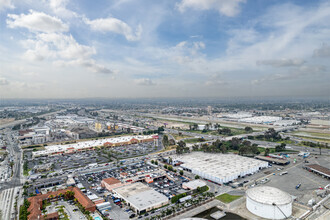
246 186 292 219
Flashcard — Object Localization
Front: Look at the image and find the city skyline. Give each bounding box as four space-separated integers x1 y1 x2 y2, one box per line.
1 0 330 98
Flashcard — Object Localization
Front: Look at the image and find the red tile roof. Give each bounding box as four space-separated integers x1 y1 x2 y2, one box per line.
27 187 96 220
102 177 121 185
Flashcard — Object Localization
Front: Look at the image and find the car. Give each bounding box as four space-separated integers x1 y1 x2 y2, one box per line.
144 213 149 216
129 214 136 218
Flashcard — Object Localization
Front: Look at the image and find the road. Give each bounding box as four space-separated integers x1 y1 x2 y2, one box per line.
0 132 23 220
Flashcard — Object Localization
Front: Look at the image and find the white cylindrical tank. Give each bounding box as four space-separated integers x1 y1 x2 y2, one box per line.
246 186 292 219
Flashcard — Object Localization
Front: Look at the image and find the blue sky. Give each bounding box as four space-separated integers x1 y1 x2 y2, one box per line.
0 0 329 98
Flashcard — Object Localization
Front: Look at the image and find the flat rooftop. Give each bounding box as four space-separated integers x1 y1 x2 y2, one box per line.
113 182 168 211
305 164 330 177
172 152 268 183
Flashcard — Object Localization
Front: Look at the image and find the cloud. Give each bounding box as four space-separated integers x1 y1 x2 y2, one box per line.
204 73 228 86
313 43 330 57
7 10 69 33
0 76 9 86
134 78 156 86
252 65 327 84
0 0 14 11
256 59 306 67
176 0 246 17
84 17 142 41
49 0 77 18
22 32 113 74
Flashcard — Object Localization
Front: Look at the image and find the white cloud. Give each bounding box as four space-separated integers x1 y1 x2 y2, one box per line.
49 0 77 18
84 17 142 41
134 78 156 86
0 76 9 85
252 65 326 85
176 0 246 17
22 32 112 74
0 0 14 11
7 10 69 33
256 59 306 67
313 43 330 57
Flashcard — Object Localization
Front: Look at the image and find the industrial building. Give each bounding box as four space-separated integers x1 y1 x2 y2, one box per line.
172 152 268 184
255 155 290 165
246 186 292 219
113 182 169 214
32 135 158 157
238 116 282 124
182 179 207 190
304 164 330 179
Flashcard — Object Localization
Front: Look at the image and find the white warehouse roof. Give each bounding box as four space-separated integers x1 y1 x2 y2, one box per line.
246 186 292 205
182 179 206 190
113 182 168 212
172 152 268 184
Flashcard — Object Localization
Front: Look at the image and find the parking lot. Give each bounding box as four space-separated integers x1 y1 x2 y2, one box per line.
98 141 161 160
79 160 189 199
24 141 162 177
263 155 330 204
25 150 109 173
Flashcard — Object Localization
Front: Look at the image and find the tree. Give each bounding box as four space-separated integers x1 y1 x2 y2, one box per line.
265 148 270 156
230 138 241 150
192 144 199 151
275 143 286 152
265 128 281 140
220 145 227 154
176 141 187 154
193 123 198 130
157 126 165 134
195 175 200 179
179 170 184 175
162 135 170 147
244 126 253 133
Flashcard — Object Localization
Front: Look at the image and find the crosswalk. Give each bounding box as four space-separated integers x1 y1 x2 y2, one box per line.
0 187 18 220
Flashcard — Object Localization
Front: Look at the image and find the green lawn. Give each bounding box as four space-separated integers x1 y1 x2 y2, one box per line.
216 193 242 203
183 138 206 144
23 168 31 176
185 126 248 137
171 133 191 140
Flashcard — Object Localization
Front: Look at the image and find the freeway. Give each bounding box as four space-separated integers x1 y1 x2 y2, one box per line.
0 110 64 130
165 126 328 155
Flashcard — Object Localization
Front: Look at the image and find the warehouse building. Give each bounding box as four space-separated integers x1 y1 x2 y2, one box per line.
255 155 290 165
304 164 330 179
182 179 207 190
113 182 169 214
172 152 268 184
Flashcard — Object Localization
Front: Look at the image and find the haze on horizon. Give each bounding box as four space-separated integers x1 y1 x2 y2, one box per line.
0 0 329 99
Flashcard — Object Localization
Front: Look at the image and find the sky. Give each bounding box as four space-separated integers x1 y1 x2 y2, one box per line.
0 0 329 99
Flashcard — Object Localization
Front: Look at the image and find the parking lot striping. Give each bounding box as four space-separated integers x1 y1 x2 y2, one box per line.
297 171 326 186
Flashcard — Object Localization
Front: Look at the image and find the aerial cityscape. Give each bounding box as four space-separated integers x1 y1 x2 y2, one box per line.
0 1 329 220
